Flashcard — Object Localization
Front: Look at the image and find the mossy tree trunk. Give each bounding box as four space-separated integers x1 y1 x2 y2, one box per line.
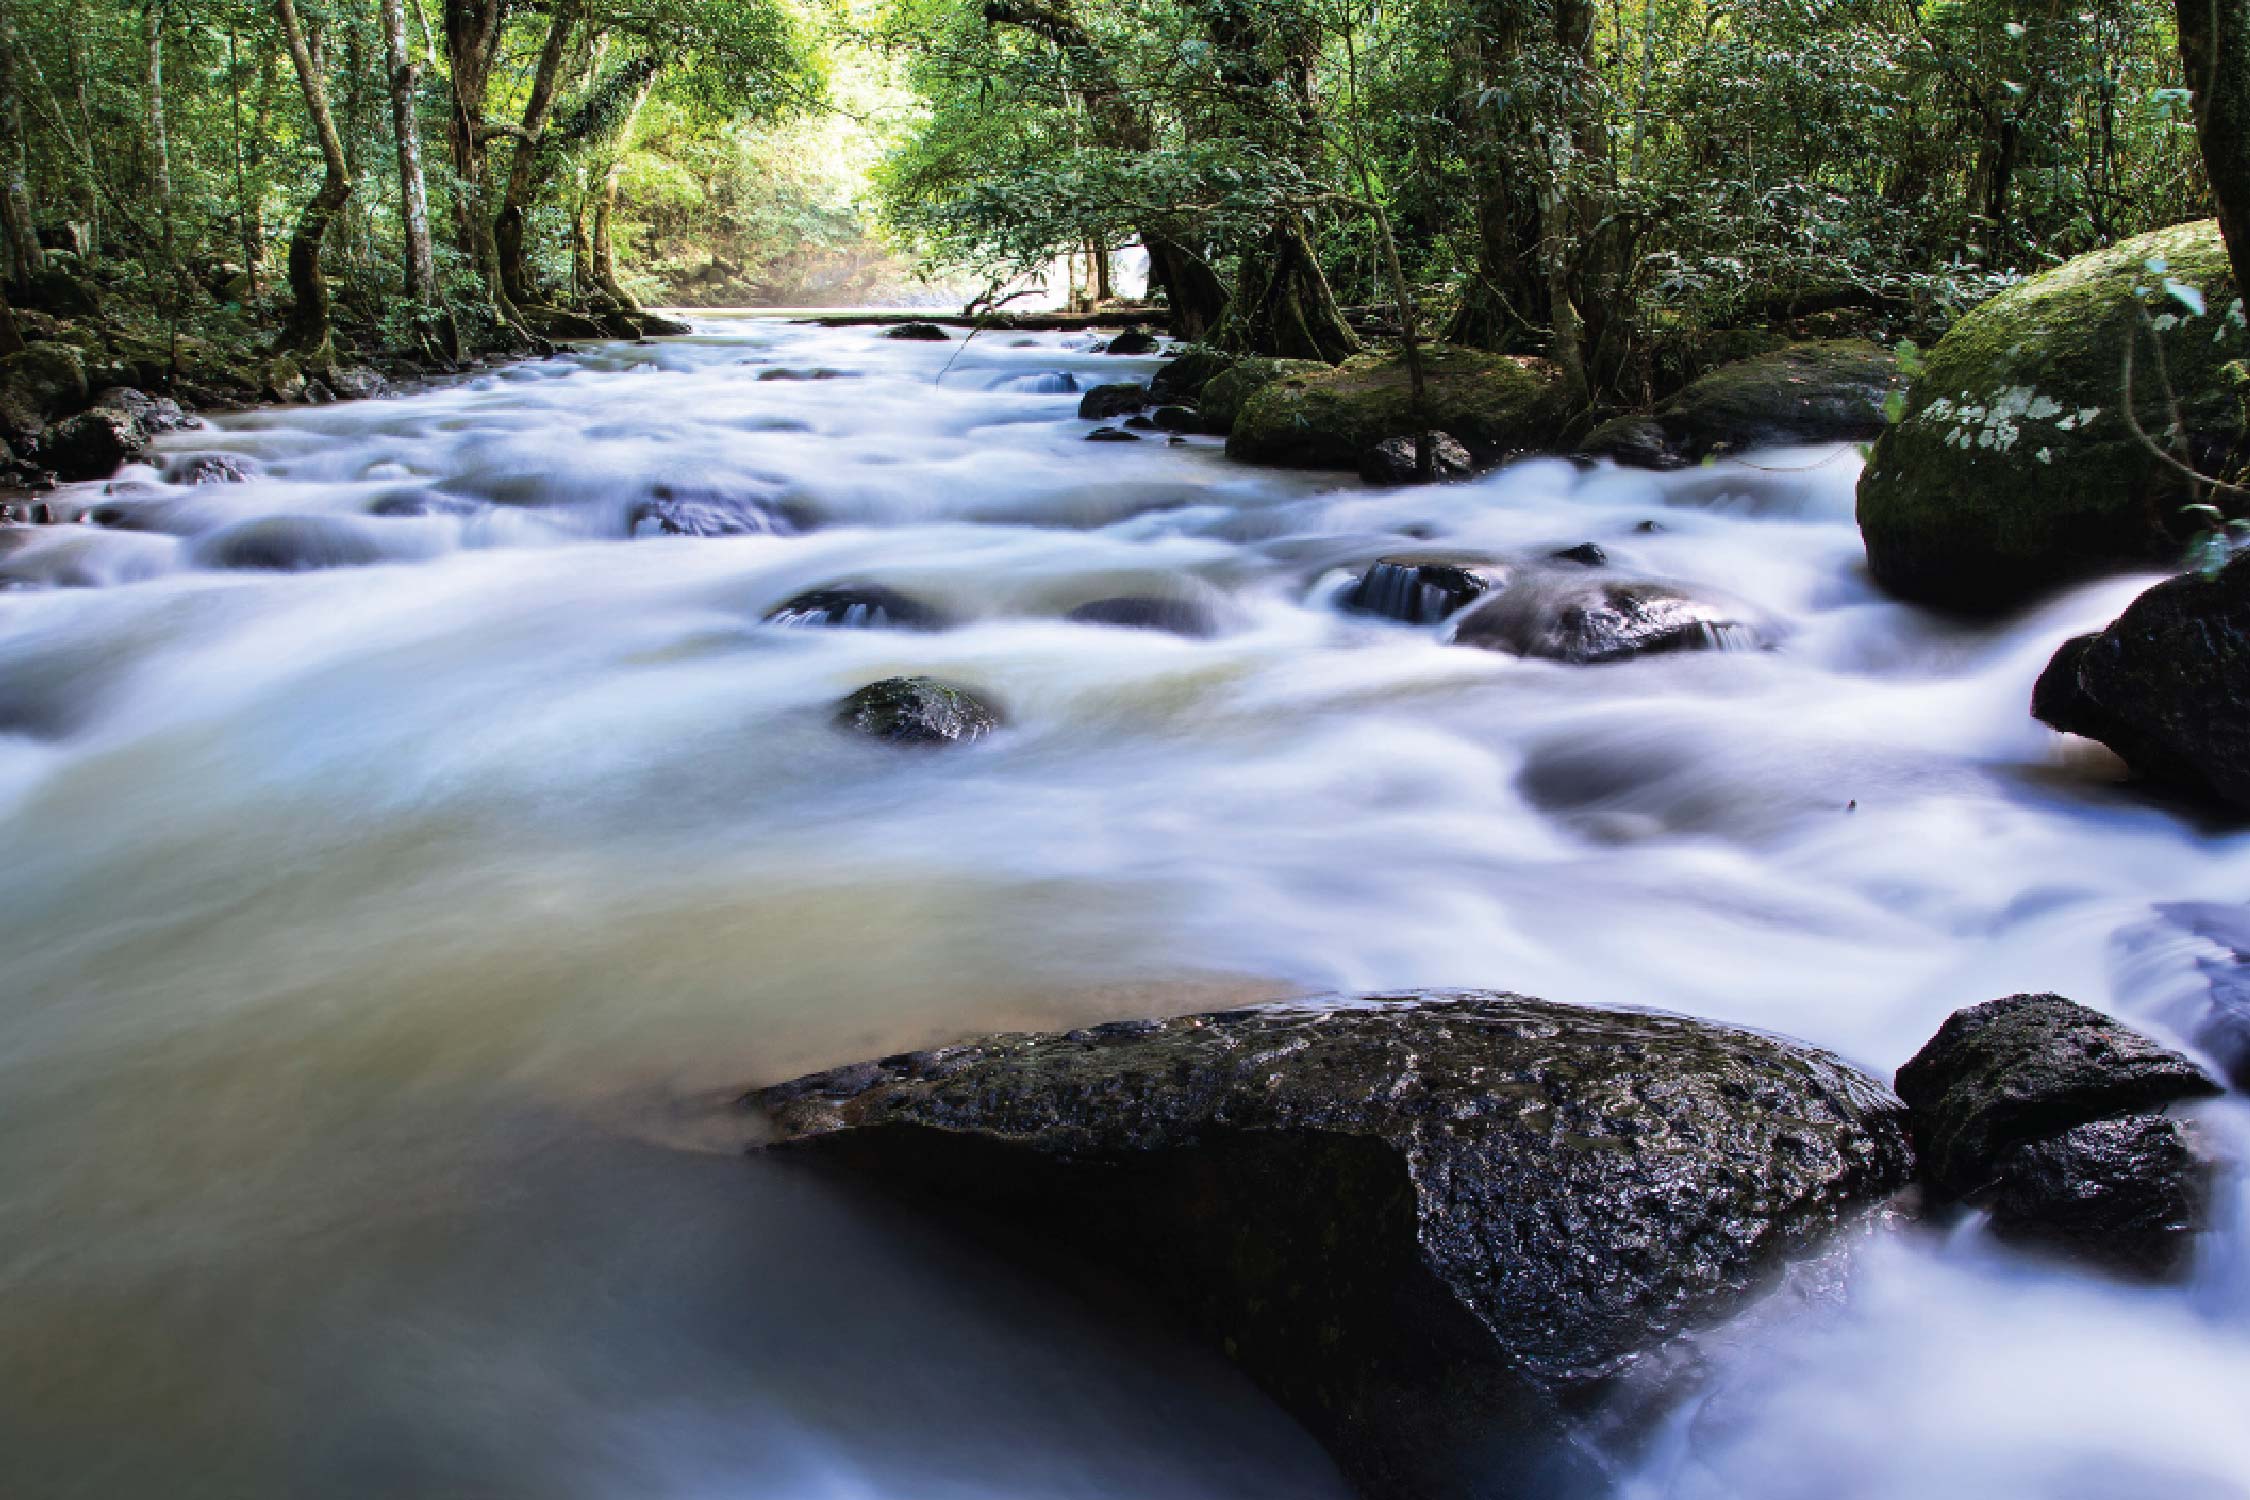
380 0 455 355
493 0 581 315
1214 213 1360 364
275 0 350 364
2180 0 2250 295
0 0 45 291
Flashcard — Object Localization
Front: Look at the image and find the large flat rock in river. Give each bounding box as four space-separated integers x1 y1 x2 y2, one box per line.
749 991 1913 1500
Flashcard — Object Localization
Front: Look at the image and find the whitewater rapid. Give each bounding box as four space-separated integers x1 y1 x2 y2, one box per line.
0 314 2244 1498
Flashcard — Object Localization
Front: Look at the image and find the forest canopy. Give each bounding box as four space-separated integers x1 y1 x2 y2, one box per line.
0 0 2223 410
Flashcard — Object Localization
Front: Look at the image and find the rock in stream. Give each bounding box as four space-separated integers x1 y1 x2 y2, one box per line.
748 991 1913 1500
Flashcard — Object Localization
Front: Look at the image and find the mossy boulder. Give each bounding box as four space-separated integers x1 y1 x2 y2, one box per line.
1149 346 1234 404
1226 344 1564 470
1857 221 2250 612
1585 340 1902 469
0 342 90 440
1197 355 1325 435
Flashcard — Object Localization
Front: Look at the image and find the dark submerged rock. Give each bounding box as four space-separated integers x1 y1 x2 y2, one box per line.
1346 554 1504 624
750 991 1914 1500
883 321 951 342
2031 554 2250 812
1151 404 1199 433
630 484 788 538
1076 382 1149 421
766 583 944 630
1085 426 1141 443
1551 542 1608 567
1450 573 1766 664
1359 432 1475 485
1894 993 2221 1277
1065 595 1220 636
195 515 387 572
834 676 1000 745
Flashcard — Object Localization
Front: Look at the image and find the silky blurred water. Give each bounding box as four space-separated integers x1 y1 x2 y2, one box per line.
1 314 2245 1498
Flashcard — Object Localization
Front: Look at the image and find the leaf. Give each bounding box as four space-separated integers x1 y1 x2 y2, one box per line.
2165 279 2207 317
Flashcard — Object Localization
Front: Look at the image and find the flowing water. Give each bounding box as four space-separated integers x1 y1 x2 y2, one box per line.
3 315 2247 1498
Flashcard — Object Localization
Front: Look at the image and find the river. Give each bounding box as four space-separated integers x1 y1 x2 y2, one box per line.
1 315 2246 1498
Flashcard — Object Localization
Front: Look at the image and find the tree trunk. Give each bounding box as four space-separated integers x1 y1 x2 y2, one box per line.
276 0 352 361
145 1 173 295
380 0 452 349
443 0 521 330
1142 228 1227 340
2180 0 2250 295
493 0 582 311
1214 213 1360 363
591 68 656 313
0 0 44 289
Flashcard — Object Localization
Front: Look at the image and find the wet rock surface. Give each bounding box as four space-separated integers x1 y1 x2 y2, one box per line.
1450 572 1766 664
1077 382 1149 421
1346 554 1504 624
1102 330 1161 355
1895 993 2221 1277
834 676 1001 745
1359 432 1475 485
1065 594 1220 636
42 408 148 481
749 991 1914 1500
2031 554 2250 812
883 322 951 341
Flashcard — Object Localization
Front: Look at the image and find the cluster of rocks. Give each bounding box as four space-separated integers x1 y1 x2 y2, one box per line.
744 987 2227 1499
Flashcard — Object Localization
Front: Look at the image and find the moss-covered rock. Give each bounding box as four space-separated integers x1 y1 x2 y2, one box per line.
1226 344 1563 470
1196 355 1325 435
1857 221 2250 612
1149 346 1233 404
1588 339 1902 469
0 342 90 440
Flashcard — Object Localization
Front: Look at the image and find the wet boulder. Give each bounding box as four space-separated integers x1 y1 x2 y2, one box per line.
1196 356 1327 436
95 387 197 435
1345 554 1505 624
1076 382 1149 421
766 583 944 630
1359 431 1475 485
1102 330 1161 355
1895 993 2221 1277
1584 341 1901 471
41 408 148 481
2031 553 2250 812
1085 426 1141 443
1151 404 1199 433
1229 345 1564 471
1065 594 1220 637
326 365 390 402
1551 542 1608 567
1450 572 1766 664
834 676 1000 745
883 321 952 341
749 991 1913 1500
1858 221 2250 612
